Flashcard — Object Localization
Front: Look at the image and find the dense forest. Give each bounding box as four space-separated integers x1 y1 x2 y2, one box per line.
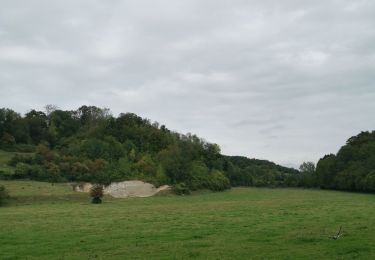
0 105 307 193
0 106 374 193
316 131 375 193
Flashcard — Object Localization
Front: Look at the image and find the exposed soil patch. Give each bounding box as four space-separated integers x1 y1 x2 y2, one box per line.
73 181 170 198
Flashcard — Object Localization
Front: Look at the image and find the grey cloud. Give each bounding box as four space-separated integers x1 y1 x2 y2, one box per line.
1 0 375 167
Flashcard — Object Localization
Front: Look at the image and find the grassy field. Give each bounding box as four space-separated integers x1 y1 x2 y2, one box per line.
0 181 374 259
0 150 17 174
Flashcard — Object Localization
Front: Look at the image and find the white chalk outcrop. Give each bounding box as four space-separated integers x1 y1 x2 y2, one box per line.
73 181 170 198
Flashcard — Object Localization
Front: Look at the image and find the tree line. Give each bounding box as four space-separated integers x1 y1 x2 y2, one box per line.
1 105 373 194
315 131 375 192
0 105 304 193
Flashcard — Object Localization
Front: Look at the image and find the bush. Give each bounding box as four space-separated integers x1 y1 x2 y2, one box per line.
1 133 16 145
15 144 36 152
14 163 45 179
8 154 34 167
0 185 9 206
45 162 63 182
0 170 13 180
206 170 231 191
14 163 33 179
186 161 210 190
1 144 36 153
90 184 104 204
172 183 190 195
35 144 55 163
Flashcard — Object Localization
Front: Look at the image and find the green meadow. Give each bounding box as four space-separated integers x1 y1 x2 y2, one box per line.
0 180 374 259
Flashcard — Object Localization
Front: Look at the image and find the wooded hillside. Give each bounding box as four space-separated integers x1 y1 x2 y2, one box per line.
0 106 304 192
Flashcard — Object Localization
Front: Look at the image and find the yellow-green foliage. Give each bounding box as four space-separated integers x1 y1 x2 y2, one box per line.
0 180 374 259
0 150 28 174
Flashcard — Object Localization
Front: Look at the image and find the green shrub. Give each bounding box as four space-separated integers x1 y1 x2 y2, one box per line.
90 184 104 204
35 144 55 163
0 170 13 180
1 133 16 145
0 185 9 206
8 154 34 167
14 144 36 152
154 165 169 187
14 163 32 179
206 170 231 191
1 144 36 153
186 161 210 190
79 139 111 160
172 183 191 195
45 162 63 182
14 163 45 179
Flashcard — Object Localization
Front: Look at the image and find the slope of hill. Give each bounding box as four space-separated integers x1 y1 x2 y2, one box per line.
221 155 305 187
0 106 303 192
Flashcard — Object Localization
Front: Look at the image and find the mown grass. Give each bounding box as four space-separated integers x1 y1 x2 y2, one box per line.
0 180 374 259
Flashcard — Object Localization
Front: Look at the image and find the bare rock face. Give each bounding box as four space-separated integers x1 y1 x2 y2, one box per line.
73 182 93 193
72 180 170 198
105 181 156 198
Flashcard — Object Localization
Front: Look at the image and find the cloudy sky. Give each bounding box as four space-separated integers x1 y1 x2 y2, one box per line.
1 0 375 167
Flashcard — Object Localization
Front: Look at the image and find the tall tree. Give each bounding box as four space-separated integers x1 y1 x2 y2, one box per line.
299 162 316 174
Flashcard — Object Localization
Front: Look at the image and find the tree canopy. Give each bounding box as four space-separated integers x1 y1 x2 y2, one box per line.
316 131 375 192
0 105 332 193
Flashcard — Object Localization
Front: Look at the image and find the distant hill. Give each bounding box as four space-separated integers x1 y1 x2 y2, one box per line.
0 105 307 192
221 155 302 187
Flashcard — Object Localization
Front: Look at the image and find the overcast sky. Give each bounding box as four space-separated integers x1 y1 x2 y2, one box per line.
1 0 375 167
